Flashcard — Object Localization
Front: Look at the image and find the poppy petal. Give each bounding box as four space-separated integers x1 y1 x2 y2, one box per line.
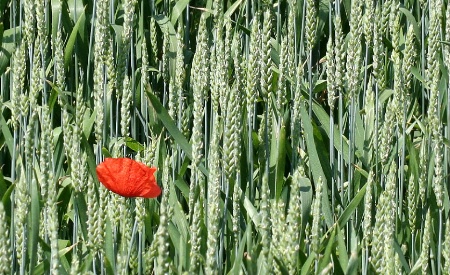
96 158 161 198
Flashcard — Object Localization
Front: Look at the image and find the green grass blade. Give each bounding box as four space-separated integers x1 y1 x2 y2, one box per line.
338 183 367 229
274 124 287 199
170 0 190 25
399 7 420 38
28 173 40 273
224 0 243 18
319 225 336 271
64 8 86 70
394 240 411 273
0 26 20 74
227 224 248 275
146 90 209 177
0 111 13 156
300 104 333 228
104 218 115 271
312 102 349 163
299 176 312 233
300 252 314 275
243 196 260 227
345 250 359 275
174 179 190 201
1 181 14 214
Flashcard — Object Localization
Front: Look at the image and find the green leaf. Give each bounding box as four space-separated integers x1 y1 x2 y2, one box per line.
411 67 426 86
1 181 14 215
83 108 96 140
0 27 20 76
0 170 6 201
269 122 287 199
336 224 349 271
378 89 394 105
176 227 189 272
272 256 290 275
363 96 375 163
146 90 209 177
73 192 89 240
33 239 74 274
170 181 188 244
399 7 420 39
48 87 59 112
101 147 112 158
394 240 410 273
338 183 367 228
174 179 189 201
345 250 359 274
32 258 47 275
170 0 190 25
228 223 249 275
409 258 422 274
354 107 366 165
171 201 189 269
81 134 98 182
299 176 312 234
243 196 260 227
276 123 287 198
104 218 115 270
52 129 66 182
64 7 86 70
178 157 190 178
46 80 62 93
168 221 182 259
111 22 123 41
312 102 349 163
301 103 333 228
319 226 336 271
67 0 85 23
125 137 145 152
79 252 94 273
313 79 328 94
317 0 330 43
28 172 41 274
56 242 72 274
0 111 13 156
101 254 114 274
153 14 177 75
300 251 315 275
224 0 244 18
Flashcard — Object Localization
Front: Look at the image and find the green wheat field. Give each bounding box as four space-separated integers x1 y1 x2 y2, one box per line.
0 0 449 273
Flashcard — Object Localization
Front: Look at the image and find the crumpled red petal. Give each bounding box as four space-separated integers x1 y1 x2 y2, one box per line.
96 158 161 198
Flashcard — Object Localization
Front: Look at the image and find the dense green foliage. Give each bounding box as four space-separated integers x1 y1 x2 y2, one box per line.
0 0 449 274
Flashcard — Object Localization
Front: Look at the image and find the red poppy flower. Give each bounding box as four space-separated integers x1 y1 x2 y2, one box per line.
96 158 161 198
